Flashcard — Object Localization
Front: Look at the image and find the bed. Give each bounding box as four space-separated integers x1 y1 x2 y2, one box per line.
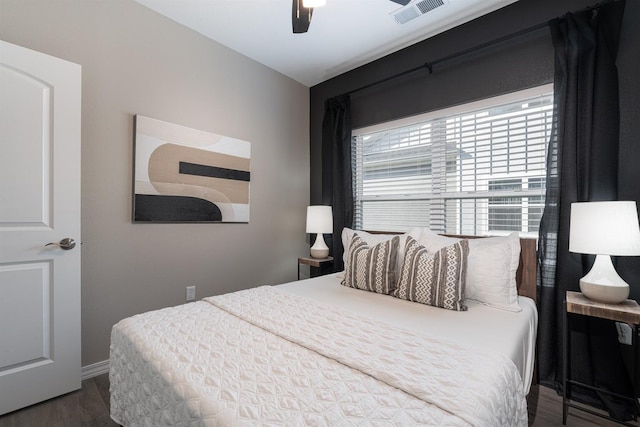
109 228 538 426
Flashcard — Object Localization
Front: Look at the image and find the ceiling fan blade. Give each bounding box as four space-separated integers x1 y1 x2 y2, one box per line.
292 0 313 33
389 0 411 5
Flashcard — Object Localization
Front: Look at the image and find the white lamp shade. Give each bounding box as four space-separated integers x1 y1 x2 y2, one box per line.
306 206 333 234
569 201 640 256
303 0 326 7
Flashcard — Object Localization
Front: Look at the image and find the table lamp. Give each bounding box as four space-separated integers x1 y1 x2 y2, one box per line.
306 205 332 259
569 201 640 304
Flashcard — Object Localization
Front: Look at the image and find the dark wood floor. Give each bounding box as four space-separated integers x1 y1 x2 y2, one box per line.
0 374 117 427
0 374 634 426
527 383 634 426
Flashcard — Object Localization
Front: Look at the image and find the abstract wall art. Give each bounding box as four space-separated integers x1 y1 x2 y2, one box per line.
133 115 251 223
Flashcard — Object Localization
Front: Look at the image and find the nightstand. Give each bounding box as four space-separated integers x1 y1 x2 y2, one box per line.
297 256 333 280
563 291 640 425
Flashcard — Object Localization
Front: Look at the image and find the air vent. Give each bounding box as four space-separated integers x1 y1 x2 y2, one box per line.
392 0 445 25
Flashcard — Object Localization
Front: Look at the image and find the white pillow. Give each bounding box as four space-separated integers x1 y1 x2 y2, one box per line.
341 227 422 271
416 229 522 312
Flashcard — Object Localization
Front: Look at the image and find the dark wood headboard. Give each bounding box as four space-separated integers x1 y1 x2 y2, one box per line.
516 238 537 302
367 231 538 303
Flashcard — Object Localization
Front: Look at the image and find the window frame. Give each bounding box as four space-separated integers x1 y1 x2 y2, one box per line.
351 84 553 236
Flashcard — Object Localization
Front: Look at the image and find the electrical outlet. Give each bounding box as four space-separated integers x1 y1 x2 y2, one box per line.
616 322 632 345
186 286 196 302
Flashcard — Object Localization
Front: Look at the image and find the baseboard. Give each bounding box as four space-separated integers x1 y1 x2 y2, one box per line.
81 359 109 380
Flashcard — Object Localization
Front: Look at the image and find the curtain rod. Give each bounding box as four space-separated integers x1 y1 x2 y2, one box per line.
343 0 616 97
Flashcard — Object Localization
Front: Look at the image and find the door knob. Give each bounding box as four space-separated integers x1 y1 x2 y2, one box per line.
46 238 76 250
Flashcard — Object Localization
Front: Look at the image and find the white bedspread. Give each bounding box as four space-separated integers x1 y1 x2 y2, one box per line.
278 273 537 394
110 286 527 426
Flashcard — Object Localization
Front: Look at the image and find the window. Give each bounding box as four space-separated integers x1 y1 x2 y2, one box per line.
352 85 553 237
488 177 545 233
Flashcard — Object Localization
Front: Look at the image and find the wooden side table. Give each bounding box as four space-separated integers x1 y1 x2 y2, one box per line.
563 291 640 425
297 256 333 280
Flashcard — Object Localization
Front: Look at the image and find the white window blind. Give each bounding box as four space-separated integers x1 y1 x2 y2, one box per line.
352 85 553 237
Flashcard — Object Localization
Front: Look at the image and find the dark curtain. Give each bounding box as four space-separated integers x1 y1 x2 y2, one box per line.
321 95 353 271
537 0 632 420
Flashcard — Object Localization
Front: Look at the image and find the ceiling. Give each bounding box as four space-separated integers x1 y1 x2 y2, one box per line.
134 0 518 87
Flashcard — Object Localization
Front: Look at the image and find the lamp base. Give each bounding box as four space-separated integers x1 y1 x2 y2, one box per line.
310 247 330 259
310 233 329 259
580 280 629 304
579 254 630 304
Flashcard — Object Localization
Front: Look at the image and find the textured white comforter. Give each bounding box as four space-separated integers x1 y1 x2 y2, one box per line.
110 286 527 426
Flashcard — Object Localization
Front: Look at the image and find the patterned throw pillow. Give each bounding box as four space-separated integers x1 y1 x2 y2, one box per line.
414 229 522 312
394 236 469 311
342 234 400 294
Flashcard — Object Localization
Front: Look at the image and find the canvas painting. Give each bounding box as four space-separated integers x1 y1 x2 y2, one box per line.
133 115 251 223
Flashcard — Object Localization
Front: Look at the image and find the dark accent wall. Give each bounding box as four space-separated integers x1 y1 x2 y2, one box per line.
616 0 640 299
309 1 640 268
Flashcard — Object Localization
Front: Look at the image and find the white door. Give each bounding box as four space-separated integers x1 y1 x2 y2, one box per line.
0 40 81 415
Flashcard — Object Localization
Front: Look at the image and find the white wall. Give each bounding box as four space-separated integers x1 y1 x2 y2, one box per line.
0 0 310 365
